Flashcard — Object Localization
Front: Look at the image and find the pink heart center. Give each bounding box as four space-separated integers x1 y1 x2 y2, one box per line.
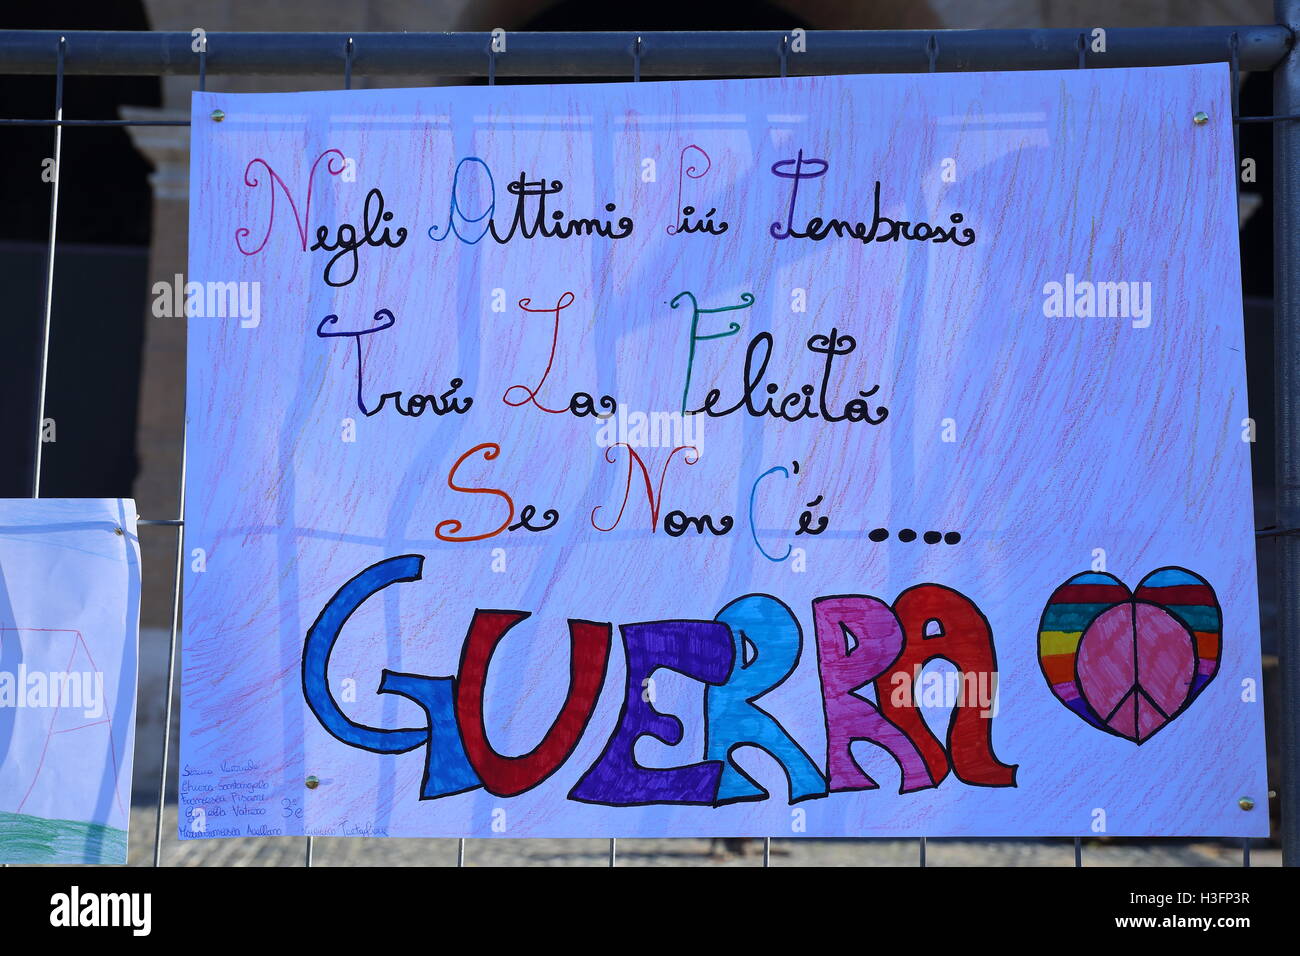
1075 602 1197 742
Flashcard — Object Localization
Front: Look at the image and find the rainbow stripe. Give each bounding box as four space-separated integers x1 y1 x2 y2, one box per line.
1038 572 1130 731
1134 567 1222 697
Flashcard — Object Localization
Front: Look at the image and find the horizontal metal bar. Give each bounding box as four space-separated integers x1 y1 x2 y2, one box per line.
1259 525 1300 537
0 28 1290 78
0 118 189 126
138 518 183 527
4 113 1299 128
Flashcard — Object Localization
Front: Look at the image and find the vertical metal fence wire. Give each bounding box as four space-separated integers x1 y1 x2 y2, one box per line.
31 36 62 498
1274 0 1300 871
921 32 940 872
1076 29 1087 870
455 37 499 871
611 36 643 871
6 32 64 875
1229 29 1252 871
3 21 1297 868
300 37 358 873
150 40 203 870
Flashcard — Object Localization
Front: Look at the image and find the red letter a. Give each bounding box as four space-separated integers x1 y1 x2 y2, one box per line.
876 585 1017 788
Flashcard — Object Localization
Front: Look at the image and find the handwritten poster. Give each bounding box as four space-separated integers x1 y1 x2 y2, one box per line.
181 64 1267 839
0 499 139 863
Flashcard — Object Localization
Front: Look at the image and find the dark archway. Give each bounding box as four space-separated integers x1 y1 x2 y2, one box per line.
0 1 158 497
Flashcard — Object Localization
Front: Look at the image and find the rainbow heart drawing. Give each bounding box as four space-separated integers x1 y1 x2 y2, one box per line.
1038 567 1221 743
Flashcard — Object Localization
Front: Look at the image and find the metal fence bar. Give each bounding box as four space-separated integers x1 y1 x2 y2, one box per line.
1230 31 1254 874
1073 36 1088 873
0 28 1290 78
150 441 186 868
4 32 64 874
301 38 360 871
1275 0 1300 869
150 42 204 869
0 118 189 126
7 112 1297 130
30 36 63 498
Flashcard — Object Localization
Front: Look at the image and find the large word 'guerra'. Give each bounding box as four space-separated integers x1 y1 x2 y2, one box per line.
302 555 1017 806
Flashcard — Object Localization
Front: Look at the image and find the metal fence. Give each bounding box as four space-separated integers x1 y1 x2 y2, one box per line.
3 8 1298 868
